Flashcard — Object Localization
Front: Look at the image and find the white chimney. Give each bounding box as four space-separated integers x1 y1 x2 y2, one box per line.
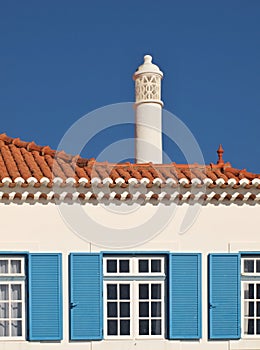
133 55 164 163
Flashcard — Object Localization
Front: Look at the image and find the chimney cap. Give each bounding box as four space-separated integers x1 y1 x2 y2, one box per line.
133 55 163 79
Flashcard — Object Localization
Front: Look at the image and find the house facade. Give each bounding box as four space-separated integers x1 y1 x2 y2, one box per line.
0 56 259 350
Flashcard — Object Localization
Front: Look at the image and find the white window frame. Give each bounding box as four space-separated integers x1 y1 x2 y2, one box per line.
103 255 165 340
103 257 133 276
0 257 25 276
104 281 133 339
0 256 26 340
134 280 165 339
103 256 165 276
241 257 260 276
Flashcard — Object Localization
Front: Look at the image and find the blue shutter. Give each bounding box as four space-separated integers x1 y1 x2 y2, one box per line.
209 253 241 339
28 253 62 340
70 253 102 340
169 253 201 339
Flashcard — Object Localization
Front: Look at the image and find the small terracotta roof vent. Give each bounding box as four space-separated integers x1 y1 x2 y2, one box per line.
217 144 224 165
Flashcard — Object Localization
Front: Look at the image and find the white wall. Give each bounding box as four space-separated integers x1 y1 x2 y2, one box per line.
0 202 260 350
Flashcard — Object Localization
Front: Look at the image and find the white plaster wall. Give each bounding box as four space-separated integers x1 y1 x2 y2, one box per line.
0 202 259 350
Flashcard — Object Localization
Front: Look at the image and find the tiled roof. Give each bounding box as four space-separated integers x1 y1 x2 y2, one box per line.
0 133 260 204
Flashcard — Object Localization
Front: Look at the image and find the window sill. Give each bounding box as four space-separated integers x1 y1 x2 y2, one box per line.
230 338 260 350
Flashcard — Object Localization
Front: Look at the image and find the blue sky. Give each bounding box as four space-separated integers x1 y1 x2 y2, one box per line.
0 1 259 171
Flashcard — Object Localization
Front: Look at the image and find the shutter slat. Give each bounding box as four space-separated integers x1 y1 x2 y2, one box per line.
28 253 62 340
70 253 102 340
169 253 201 339
209 253 241 339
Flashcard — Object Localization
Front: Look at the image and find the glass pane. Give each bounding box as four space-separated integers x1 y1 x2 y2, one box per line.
151 302 161 317
139 302 149 317
245 318 254 335
120 302 130 317
107 284 117 300
244 284 254 299
257 284 260 299
0 303 9 318
244 301 249 316
11 261 21 274
107 302 117 317
139 260 149 273
139 319 149 335
120 285 130 300
120 320 130 335
151 259 161 273
139 284 149 299
11 302 22 318
107 260 117 273
11 320 22 336
257 302 260 317
107 320 117 335
248 302 255 316
257 260 260 273
119 260 129 273
244 260 254 273
151 284 161 299
151 319 161 335
11 285 21 300
257 320 260 335
0 321 9 336
0 261 8 274
0 285 8 301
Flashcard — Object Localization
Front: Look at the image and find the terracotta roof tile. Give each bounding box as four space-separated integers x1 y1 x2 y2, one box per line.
0 134 259 190
1 145 20 179
32 151 52 179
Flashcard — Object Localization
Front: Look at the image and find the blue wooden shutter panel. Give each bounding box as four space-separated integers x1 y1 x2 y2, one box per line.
169 253 202 339
28 253 62 340
70 253 102 340
209 253 241 339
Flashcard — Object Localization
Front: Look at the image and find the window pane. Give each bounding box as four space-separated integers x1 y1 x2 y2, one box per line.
151 302 161 317
257 284 260 299
257 302 260 317
120 285 130 300
107 320 117 335
11 302 22 318
151 284 161 299
245 319 254 335
244 284 254 299
11 261 21 274
248 302 255 317
257 320 260 335
139 284 149 299
0 321 9 336
151 320 161 335
0 261 8 274
120 320 130 335
0 286 8 301
0 303 9 318
139 302 149 317
244 260 254 273
11 285 21 300
256 260 260 273
139 320 149 335
107 284 117 300
151 259 161 273
139 260 149 273
120 302 130 317
11 321 22 337
107 302 117 317
107 260 117 273
119 260 129 273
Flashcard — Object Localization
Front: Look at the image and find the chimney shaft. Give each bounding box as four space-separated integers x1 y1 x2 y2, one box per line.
133 55 163 164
